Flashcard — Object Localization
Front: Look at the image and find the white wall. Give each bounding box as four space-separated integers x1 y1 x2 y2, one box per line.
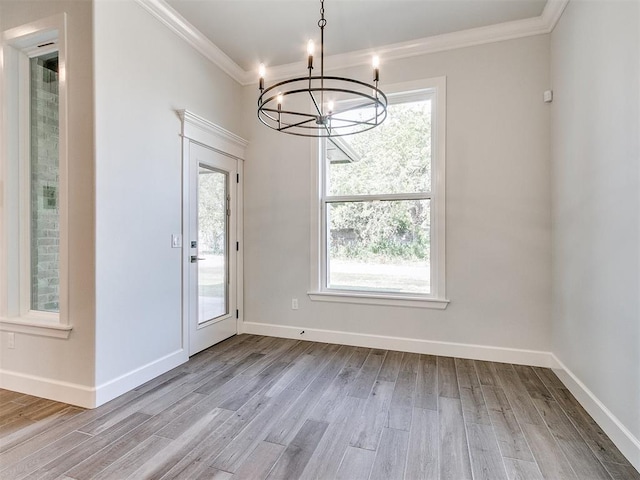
242 35 553 360
93 0 245 396
0 0 96 403
551 0 640 451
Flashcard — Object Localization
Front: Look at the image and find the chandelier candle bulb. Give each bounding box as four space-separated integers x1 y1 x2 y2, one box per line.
307 40 315 69
327 101 334 113
372 55 380 82
277 92 283 129
258 63 266 91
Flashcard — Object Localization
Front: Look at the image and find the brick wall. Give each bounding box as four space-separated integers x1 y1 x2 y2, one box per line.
30 56 59 312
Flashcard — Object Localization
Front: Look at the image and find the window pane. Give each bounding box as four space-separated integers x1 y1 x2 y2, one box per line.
30 52 59 313
327 99 431 196
198 166 228 323
327 200 430 294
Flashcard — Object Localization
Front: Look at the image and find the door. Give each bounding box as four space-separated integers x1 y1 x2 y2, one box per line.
188 142 237 355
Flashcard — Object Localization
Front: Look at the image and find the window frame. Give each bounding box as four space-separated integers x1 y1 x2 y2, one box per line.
0 14 72 338
309 77 448 309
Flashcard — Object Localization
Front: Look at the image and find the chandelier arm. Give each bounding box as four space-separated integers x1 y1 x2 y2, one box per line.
330 110 377 122
278 117 317 132
328 116 387 128
258 110 316 126
309 90 322 117
262 108 319 118
332 99 382 116
348 120 381 127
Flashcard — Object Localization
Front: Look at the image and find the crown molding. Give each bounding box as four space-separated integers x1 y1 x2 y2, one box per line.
136 0 569 86
134 0 246 83
265 0 569 82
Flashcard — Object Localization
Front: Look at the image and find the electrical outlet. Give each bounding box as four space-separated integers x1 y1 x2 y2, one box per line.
7 332 15 349
291 298 299 310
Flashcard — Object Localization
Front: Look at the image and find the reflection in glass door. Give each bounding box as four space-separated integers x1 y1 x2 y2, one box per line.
197 165 228 323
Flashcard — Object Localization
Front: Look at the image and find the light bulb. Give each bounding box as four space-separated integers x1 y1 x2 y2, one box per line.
258 63 266 90
307 40 315 69
327 101 334 113
372 55 380 82
277 92 283 106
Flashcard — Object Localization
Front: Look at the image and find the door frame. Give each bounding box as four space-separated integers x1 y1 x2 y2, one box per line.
179 110 248 355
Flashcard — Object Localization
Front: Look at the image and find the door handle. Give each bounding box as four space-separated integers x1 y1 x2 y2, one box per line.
191 255 206 263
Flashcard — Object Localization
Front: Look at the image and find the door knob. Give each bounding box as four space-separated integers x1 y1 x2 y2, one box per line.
190 255 206 263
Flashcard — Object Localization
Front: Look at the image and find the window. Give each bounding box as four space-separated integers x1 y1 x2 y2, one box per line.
0 14 71 337
309 78 448 309
30 51 60 313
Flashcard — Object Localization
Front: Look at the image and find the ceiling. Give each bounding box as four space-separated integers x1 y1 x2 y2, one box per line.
165 0 548 72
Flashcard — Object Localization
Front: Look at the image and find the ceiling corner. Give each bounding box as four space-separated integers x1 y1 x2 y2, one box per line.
134 0 248 84
541 0 570 32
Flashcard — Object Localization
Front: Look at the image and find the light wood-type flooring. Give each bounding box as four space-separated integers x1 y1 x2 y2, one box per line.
1 334 638 479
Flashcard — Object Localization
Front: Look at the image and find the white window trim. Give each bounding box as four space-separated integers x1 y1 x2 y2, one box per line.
308 77 448 309
0 14 71 338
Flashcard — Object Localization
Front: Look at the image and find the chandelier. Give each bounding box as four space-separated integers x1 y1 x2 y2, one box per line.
257 0 388 138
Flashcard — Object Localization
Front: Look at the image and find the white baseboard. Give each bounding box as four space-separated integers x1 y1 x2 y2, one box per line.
94 349 188 407
0 349 188 408
551 355 640 472
242 321 558 368
0 369 95 408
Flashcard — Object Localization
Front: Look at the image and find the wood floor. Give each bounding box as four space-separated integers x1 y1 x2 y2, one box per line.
0 335 638 480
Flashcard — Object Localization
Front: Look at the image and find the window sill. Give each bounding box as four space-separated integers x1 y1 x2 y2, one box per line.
0 316 73 339
307 291 449 309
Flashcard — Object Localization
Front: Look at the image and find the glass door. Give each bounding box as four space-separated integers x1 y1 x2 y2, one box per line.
189 143 237 355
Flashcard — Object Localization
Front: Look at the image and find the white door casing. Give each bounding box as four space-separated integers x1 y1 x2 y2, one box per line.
179 110 247 356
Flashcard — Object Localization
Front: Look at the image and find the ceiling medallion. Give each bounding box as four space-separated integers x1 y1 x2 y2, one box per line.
257 0 388 138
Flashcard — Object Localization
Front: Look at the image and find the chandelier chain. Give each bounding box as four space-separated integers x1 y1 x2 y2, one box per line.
318 0 326 28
